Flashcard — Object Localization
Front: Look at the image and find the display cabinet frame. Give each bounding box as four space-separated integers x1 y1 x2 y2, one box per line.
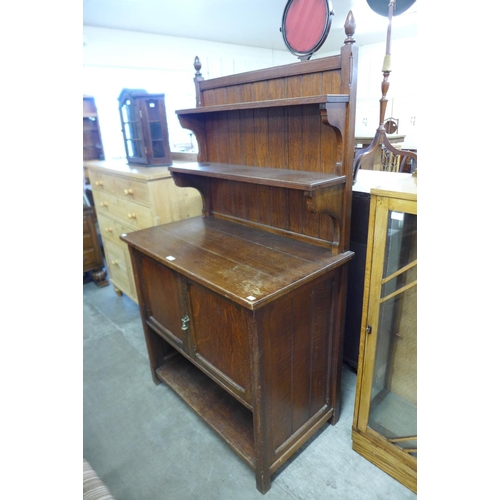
352 174 417 493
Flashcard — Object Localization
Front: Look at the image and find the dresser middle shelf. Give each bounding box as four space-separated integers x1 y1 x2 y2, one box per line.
168 162 348 253
85 159 203 303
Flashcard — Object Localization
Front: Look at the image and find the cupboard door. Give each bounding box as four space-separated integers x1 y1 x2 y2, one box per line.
188 283 252 407
363 198 417 449
258 276 334 454
140 256 188 351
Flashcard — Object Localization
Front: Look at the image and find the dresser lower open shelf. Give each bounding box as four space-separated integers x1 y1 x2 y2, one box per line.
155 351 256 470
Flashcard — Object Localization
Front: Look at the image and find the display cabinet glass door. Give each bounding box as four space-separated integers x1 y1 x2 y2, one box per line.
360 197 417 458
143 99 167 160
120 99 147 164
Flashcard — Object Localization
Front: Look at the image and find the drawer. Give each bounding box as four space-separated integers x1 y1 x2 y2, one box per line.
83 216 93 239
83 232 95 251
93 190 153 229
88 171 115 194
83 246 101 269
96 213 135 246
103 238 136 299
113 176 151 206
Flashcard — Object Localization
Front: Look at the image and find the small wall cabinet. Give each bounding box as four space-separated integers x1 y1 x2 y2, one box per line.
118 89 172 166
351 174 417 493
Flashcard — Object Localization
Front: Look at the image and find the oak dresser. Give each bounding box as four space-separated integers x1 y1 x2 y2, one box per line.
120 11 359 493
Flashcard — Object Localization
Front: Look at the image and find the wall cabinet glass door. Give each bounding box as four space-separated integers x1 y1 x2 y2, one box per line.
120 96 146 163
352 175 417 493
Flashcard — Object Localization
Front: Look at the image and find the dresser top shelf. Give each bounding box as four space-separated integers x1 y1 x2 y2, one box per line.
176 94 349 115
169 162 346 191
121 217 353 310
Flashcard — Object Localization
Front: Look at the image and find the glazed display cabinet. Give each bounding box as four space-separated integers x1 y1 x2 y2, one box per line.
351 174 417 493
118 89 173 166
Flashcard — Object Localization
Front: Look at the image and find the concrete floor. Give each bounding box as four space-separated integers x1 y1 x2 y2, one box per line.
83 280 417 500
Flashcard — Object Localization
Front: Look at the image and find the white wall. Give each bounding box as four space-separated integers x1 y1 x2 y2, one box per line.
83 26 418 159
355 37 418 148
83 26 296 158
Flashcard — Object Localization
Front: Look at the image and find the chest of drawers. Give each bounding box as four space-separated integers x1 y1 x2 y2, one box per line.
85 159 202 302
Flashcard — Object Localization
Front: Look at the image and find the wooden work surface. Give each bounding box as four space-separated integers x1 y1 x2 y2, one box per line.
85 159 174 181
352 169 410 194
371 174 417 201
121 216 353 310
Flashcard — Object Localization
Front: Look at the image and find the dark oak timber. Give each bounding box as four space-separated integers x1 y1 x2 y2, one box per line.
169 162 346 190
121 12 358 495
176 94 349 114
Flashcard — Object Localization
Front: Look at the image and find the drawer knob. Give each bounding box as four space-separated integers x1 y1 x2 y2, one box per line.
181 316 190 331
100 201 108 208
95 180 103 187
105 227 113 233
124 188 133 195
127 213 136 219
111 260 118 266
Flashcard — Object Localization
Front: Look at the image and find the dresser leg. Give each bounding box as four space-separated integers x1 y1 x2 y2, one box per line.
328 265 349 425
255 470 271 495
114 287 123 297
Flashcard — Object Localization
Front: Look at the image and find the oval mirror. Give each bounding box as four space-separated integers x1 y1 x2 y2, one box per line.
281 0 334 60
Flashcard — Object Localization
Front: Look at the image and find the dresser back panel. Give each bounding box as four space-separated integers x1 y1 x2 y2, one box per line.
200 105 340 175
200 57 343 105
208 178 341 246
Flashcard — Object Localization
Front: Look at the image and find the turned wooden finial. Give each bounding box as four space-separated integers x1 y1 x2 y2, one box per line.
344 11 356 44
193 56 204 107
194 56 202 77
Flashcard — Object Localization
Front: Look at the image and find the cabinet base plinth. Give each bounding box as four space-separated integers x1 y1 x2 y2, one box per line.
352 429 417 493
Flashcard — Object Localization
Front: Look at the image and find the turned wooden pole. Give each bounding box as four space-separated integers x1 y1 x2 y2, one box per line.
379 1 395 130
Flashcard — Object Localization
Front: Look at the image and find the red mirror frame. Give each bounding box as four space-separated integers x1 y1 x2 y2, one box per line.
281 0 334 60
